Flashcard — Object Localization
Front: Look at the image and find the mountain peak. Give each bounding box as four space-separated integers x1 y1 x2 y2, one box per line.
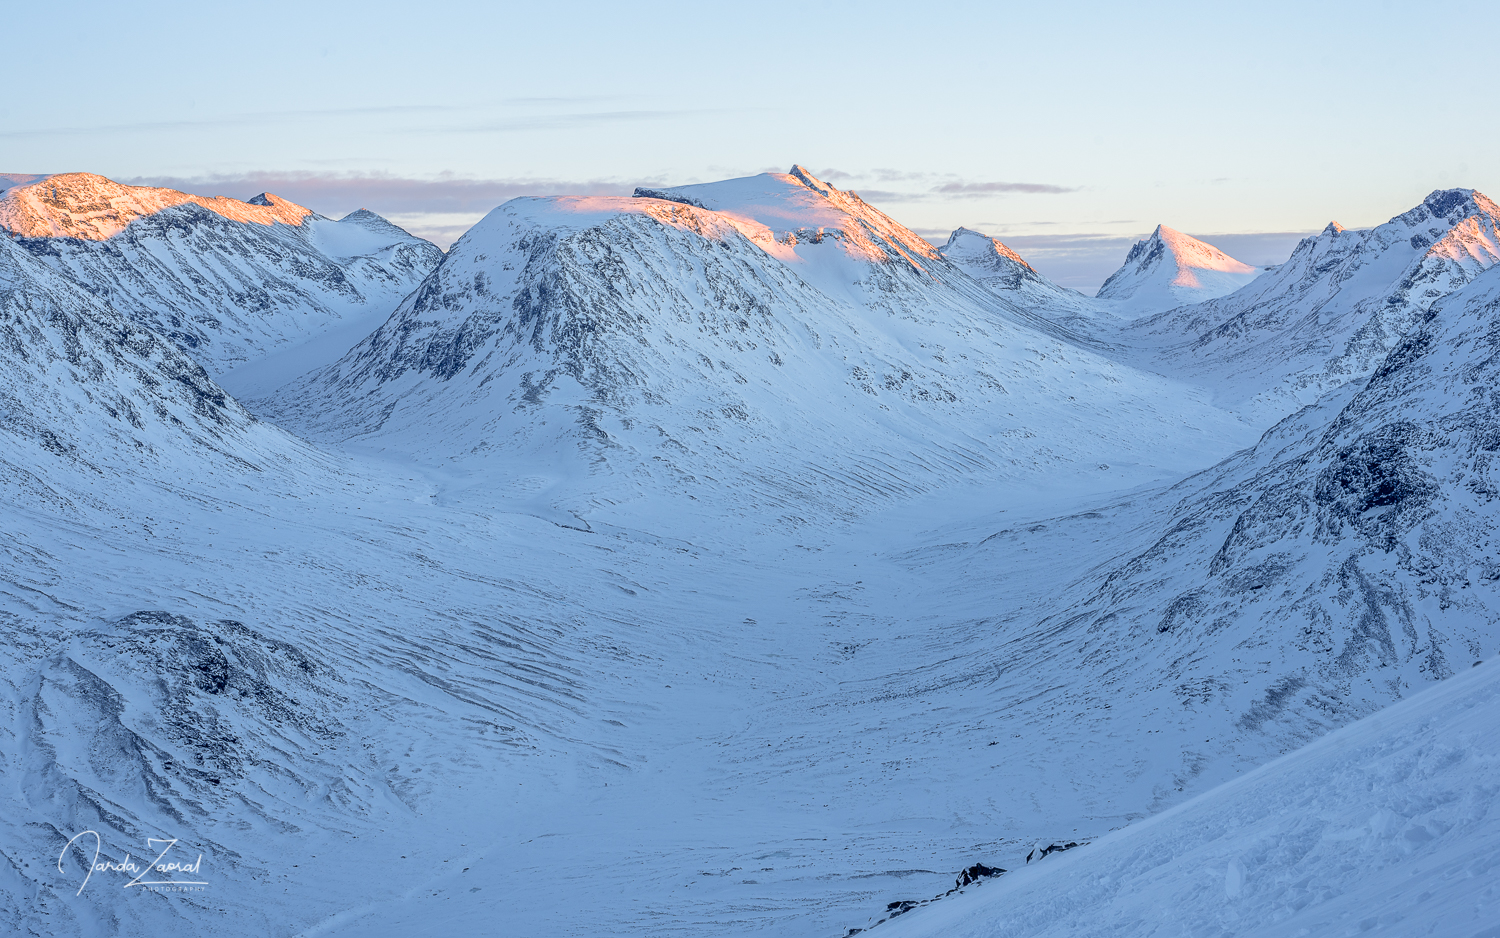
0 172 314 240
624 167 940 270
788 164 833 196
336 207 424 241
1422 187 1484 219
940 226 1036 273
1097 224 1258 313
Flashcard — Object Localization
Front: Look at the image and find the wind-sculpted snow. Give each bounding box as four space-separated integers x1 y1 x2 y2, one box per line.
267 171 1251 525
5 165 1500 938
0 173 443 376
1132 188 1500 420
878 658 1500 938
1095 225 1259 315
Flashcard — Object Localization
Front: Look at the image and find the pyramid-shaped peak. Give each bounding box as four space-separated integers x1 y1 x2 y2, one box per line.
1150 225 1253 271
1098 224 1258 312
337 207 425 241
1323 221 1347 236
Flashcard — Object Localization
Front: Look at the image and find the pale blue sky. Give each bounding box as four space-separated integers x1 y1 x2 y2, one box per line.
5 0 1495 290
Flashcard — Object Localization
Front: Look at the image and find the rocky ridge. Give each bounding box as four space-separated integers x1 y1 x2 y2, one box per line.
0 173 443 374
1131 188 1500 419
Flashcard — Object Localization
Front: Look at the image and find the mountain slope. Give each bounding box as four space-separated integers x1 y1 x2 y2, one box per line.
0 235 311 487
880 657 1500 938
1131 188 1500 420
1096 224 1260 315
0 173 443 376
938 226 1114 332
8 166 1500 938
916 260 1500 791
264 171 1255 527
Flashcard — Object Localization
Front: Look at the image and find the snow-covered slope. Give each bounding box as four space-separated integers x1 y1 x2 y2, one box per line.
879 657 1500 938
0 173 443 377
938 226 1114 332
1132 188 1500 419
0 235 309 485
634 168 1115 344
265 169 1252 527
1096 224 1260 315
0 173 52 193
4 166 1499 938
906 259 1500 797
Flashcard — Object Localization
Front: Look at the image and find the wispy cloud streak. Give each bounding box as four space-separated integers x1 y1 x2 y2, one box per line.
931 181 1077 195
0 97 669 139
123 172 641 217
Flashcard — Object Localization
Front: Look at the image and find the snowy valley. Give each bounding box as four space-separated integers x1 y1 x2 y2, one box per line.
0 168 1495 938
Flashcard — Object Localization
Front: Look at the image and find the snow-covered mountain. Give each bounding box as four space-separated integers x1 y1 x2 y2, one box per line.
3 164 1499 938
937 226 1114 332
264 168 1251 527
0 173 443 378
1096 224 1260 314
1132 188 1500 420
1025 257 1500 755
0 235 308 484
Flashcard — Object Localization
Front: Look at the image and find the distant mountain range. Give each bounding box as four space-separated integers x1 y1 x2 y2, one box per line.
1 165 1496 938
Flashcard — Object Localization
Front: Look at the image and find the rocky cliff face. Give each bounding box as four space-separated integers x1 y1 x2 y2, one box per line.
0 236 307 488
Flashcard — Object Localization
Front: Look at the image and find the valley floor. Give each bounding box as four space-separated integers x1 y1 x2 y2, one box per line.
4 422 1270 937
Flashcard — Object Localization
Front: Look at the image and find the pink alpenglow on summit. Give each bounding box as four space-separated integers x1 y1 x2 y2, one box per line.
1096 224 1260 315
0 172 312 241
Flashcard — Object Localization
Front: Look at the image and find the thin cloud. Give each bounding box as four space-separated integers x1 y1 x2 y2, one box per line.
0 104 458 139
872 168 935 183
0 96 657 140
851 188 927 203
122 172 638 217
931 181 1077 195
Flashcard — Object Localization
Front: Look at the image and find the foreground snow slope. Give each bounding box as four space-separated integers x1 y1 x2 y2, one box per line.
1130 188 1500 420
1095 225 1260 315
0 173 442 377
880 656 1500 938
